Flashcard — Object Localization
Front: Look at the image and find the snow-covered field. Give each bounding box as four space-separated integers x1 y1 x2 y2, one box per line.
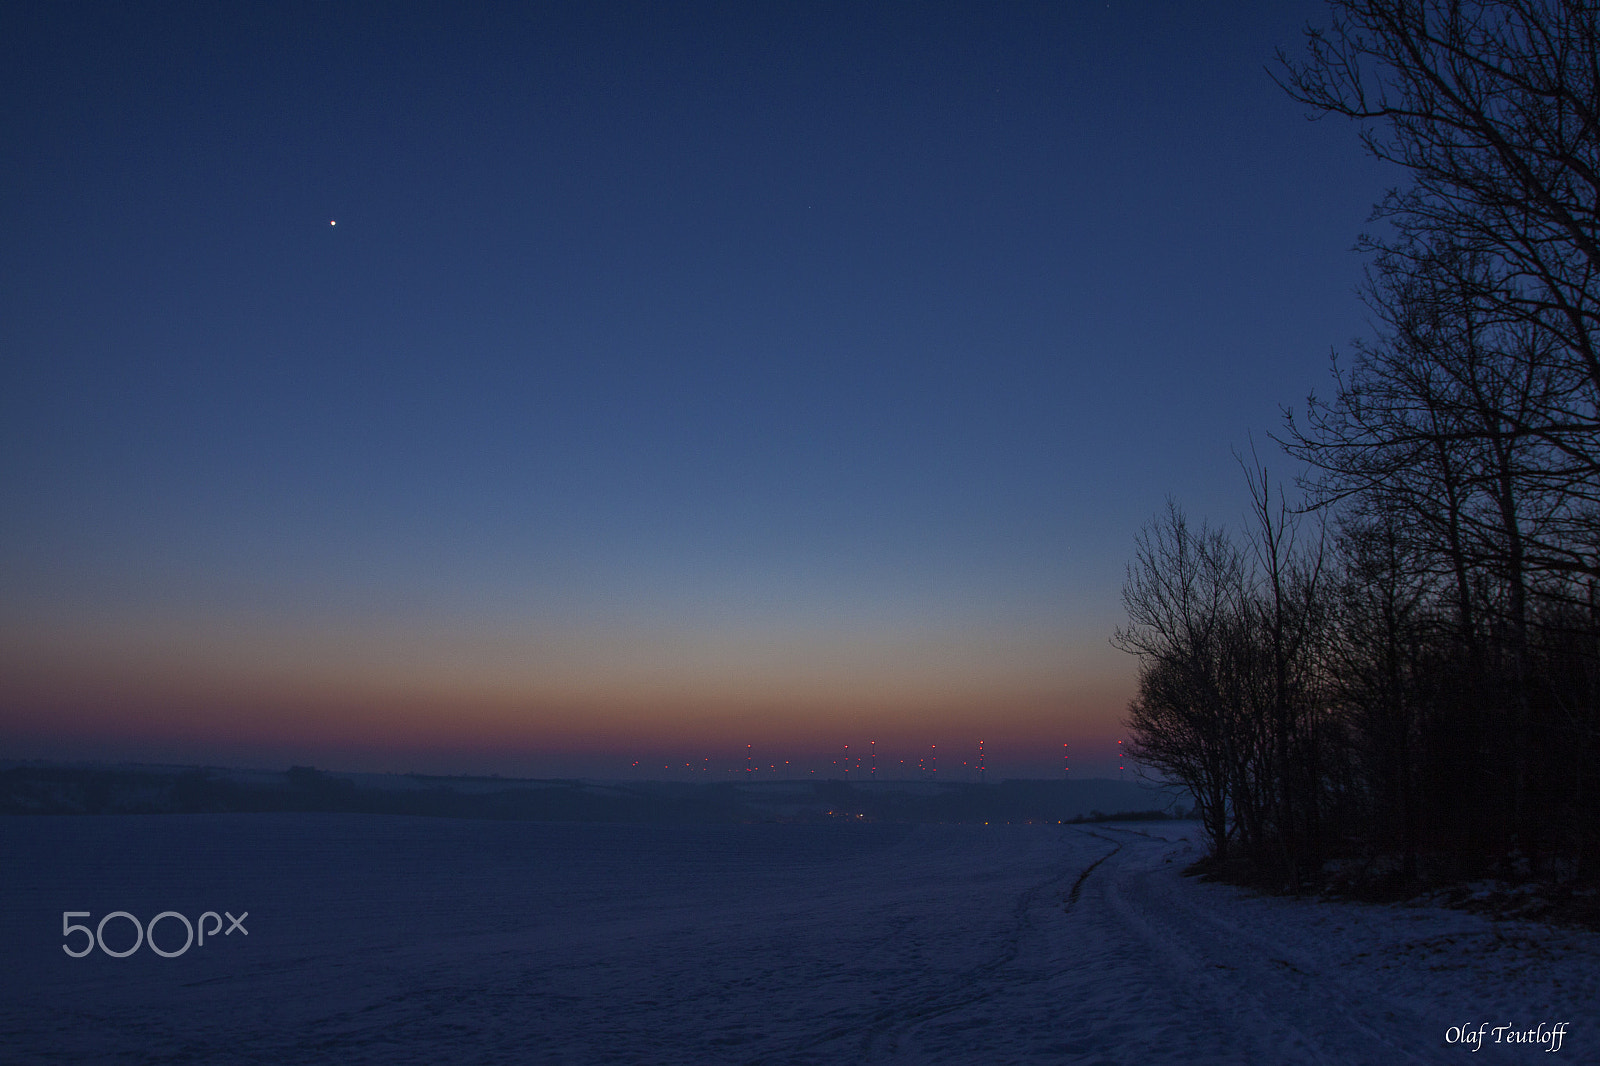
0 814 1593 1063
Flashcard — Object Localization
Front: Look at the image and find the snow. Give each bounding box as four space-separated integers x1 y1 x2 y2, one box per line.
0 815 1594 1063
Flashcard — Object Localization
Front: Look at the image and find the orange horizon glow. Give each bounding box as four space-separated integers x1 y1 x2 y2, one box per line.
0 678 1137 780
0 601 1132 758
1 602 1136 777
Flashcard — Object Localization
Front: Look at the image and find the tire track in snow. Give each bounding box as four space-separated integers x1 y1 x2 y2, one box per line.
869 825 1448 1065
1061 830 1122 913
788 828 1114 1062
1088 826 1438 1065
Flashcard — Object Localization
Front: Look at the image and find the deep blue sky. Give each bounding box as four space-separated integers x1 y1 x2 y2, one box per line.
1 1 1392 777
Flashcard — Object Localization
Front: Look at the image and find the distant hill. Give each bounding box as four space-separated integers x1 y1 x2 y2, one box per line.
0 761 1188 824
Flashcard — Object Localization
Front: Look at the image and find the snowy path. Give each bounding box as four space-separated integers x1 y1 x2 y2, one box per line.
0 815 1594 1063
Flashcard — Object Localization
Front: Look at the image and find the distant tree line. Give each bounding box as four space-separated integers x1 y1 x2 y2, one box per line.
0 763 1172 824
1117 0 1600 889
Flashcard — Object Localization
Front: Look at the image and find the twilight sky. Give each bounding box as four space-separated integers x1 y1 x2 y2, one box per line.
1 1 1392 779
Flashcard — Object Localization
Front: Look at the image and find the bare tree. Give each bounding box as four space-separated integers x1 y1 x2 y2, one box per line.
1240 453 1333 885
1114 1 1600 886
1274 0 1600 877
1328 511 1435 876
1114 503 1248 861
1278 0 1600 583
